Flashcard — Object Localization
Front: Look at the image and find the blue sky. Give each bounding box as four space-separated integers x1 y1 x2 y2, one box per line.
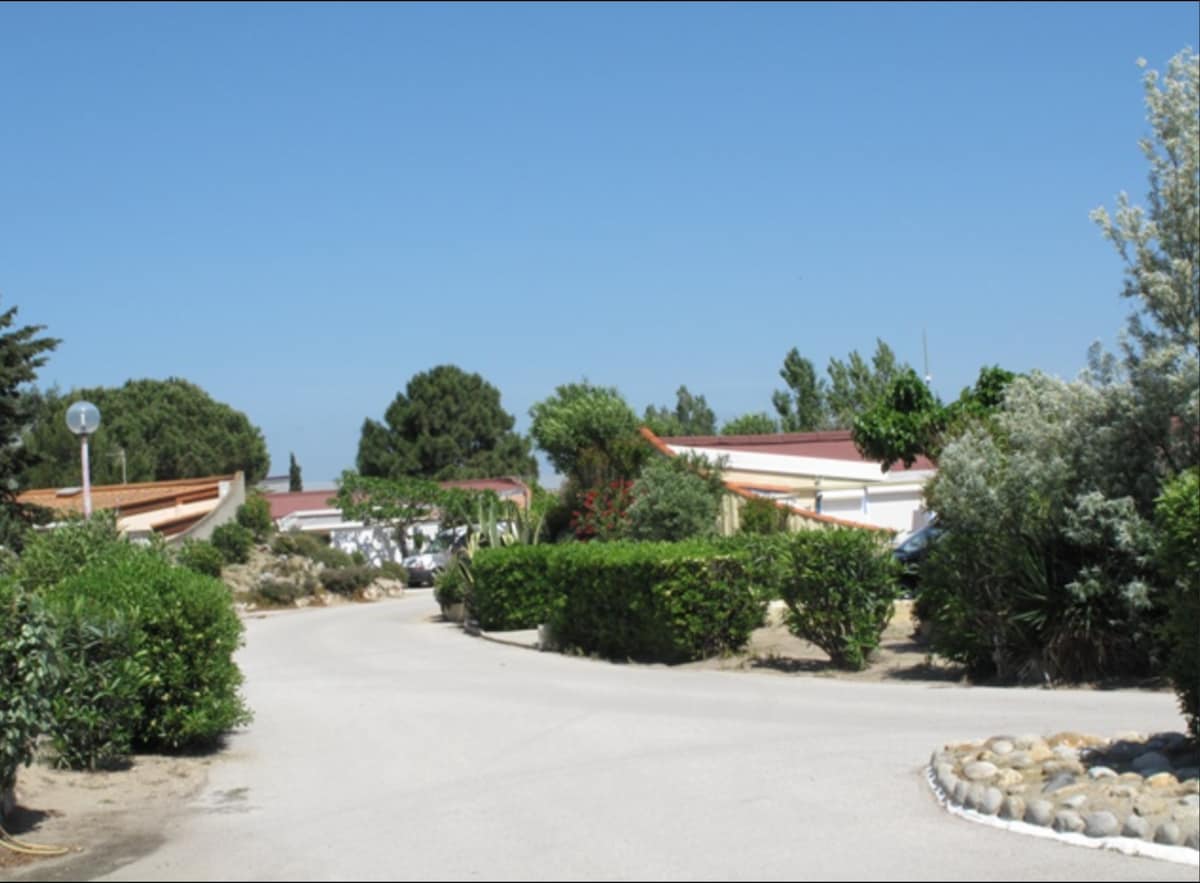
3 2 1197 485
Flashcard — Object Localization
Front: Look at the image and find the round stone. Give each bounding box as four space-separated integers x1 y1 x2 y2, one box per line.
1122 814 1152 839
1083 811 1120 838
963 761 998 782
1052 745 1079 761
1060 793 1088 810
1185 831 1199 851
952 780 970 805
1145 772 1179 790
935 764 957 795
1087 766 1119 780
978 787 1004 816
988 738 1015 756
1000 796 1026 821
1178 794 1200 809
1154 822 1184 846
1024 800 1055 827
1006 751 1036 770
965 784 986 811
995 769 1025 789
1053 810 1086 834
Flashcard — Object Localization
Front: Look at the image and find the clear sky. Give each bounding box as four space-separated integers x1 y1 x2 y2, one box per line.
3 2 1197 485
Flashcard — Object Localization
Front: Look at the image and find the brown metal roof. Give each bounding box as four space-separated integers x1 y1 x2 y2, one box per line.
19 475 238 516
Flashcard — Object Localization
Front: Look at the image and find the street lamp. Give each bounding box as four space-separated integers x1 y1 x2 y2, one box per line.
65 401 101 518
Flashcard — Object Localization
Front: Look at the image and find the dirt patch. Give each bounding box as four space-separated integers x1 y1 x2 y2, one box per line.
680 599 968 683
0 754 211 880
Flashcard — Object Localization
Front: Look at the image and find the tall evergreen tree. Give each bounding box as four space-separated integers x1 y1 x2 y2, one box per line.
357 365 537 481
0 301 60 548
643 385 717 437
826 339 907 429
772 348 828 432
288 452 303 492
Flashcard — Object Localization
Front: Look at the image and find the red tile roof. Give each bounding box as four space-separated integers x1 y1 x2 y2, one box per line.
655 429 935 472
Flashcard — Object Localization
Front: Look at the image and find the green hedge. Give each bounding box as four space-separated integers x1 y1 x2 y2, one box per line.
47 543 251 763
470 546 559 631
211 522 254 565
177 538 224 578
548 541 766 664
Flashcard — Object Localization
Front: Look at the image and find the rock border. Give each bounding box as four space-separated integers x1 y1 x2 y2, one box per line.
927 731 1199 867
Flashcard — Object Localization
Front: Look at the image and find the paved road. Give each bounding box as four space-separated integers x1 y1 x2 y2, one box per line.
87 594 1194 881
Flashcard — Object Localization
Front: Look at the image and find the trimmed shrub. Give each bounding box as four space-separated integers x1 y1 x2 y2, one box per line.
47 543 251 759
549 541 765 664
319 565 376 596
470 546 558 631
177 539 224 578
775 529 902 671
1156 469 1200 741
0 579 58 794
211 522 254 565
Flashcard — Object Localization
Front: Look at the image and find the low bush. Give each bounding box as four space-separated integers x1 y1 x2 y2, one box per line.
254 578 312 607
211 522 254 565
47 543 251 763
176 539 224 578
319 565 376 596
470 546 558 631
235 493 274 542
270 531 354 568
0 579 58 794
434 557 469 609
772 529 902 671
549 541 765 664
1156 469 1200 741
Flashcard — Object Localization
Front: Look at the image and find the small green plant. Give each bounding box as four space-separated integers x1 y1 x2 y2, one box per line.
377 560 407 582
13 512 124 592
211 522 254 565
176 539 224 578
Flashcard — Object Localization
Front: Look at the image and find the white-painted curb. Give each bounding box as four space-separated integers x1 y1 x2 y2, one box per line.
925 765 1199 867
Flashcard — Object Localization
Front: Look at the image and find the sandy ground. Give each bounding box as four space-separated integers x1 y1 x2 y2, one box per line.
0 601 981 878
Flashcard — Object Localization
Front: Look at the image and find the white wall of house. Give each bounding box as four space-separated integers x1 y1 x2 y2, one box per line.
276 508 443 566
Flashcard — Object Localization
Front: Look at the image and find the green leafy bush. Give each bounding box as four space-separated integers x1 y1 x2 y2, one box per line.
433 557 469 609
46 600 145 770
627 457 722 542
1156 469 1200 741
211 522 254 565
176 539 224 578
548 541 765 664
13 512 124 591
470 546 558 631
319 565 376 596
47 543 251 760
773 529 901 671
235 493 274 542
0 579 59 794
738 496 788 535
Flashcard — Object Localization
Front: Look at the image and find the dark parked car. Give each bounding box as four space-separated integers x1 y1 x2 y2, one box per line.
893 519 942 594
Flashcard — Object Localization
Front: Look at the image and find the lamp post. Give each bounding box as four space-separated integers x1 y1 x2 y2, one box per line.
65 401 101 518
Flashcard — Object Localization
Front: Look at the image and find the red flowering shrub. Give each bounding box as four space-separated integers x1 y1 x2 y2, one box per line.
570 481 635 541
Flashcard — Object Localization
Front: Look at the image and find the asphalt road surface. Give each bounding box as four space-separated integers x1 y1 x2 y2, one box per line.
85 594 1197 881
